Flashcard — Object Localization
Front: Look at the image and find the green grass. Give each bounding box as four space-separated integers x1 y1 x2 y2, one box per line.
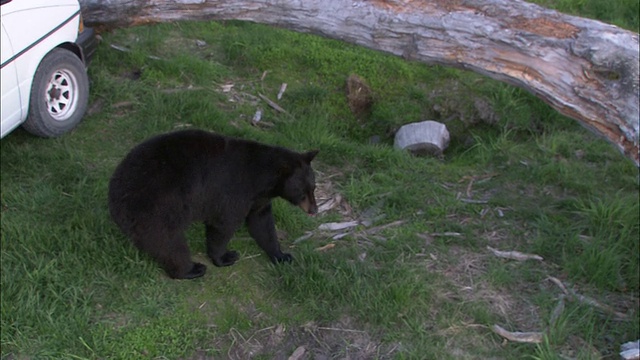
2 5 639 359
528 0 639 32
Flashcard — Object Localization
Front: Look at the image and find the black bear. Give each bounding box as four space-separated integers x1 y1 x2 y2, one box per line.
108 129 318 279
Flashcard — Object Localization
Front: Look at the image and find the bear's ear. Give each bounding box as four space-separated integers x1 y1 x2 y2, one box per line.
303 150 319 163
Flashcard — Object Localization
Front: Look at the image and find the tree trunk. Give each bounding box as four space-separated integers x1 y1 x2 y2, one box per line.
80 0 640 166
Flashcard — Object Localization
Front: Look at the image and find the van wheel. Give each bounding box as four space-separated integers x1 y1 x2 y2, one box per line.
22 48 89 138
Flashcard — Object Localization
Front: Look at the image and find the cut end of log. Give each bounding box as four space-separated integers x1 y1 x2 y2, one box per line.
394 120 450 156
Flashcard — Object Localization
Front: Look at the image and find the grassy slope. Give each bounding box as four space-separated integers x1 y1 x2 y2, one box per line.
1 4 638 360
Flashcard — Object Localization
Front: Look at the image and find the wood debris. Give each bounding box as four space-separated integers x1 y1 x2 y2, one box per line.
317 193 343 214
288 346 306 360
318 221 359 231
314 174 351 217
293 232 314 244
621 340 640 360
459 173 497 197
220 83 234 92
364 220 406 234
491 324 543 343
487 246 543 261
277 83 288 100
332 232 351 240
258 93 288 113
111 101 137 109
460 198 488 204
547 276 629 320
315 243 336 251
430 232 462 237
161 86 205 94
549 295 565 327
251 108 263 125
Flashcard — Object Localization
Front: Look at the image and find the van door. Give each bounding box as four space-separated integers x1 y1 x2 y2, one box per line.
1 23 23 138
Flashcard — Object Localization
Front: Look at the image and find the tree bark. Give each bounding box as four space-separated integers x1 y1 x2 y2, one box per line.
80 0 640 166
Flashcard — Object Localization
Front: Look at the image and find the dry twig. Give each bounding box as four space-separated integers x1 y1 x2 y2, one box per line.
487 246 543 261
288 346 306 360
547 277 629 320
430 232 463 237
549 295 566 327
318 221 359 231
315 243 336 251
277 83 288 100
491 324 543 343
363 220 406 234
258 93 288 113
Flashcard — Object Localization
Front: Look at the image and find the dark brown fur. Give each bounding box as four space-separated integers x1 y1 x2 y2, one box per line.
108 129 318 279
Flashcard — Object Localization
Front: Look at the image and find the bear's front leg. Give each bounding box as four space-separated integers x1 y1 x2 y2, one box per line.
205 222 241 267
246 202 292 263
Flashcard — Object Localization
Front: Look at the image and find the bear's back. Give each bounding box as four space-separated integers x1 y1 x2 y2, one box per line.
107 129 297 232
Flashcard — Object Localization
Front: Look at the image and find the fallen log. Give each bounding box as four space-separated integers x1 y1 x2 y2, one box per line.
80 0 639 166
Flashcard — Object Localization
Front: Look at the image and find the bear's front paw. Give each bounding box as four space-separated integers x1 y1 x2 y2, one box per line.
183 262 207 279
272 253 293 264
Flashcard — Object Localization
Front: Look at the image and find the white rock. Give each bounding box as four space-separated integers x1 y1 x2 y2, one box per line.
394 120 450 156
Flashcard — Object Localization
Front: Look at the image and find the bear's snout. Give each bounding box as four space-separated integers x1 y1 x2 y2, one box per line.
298 194 318 215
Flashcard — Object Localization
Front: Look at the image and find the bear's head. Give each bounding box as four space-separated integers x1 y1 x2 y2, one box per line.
279 150 319 215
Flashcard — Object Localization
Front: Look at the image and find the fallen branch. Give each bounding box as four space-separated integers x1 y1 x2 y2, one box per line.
83 0 640 166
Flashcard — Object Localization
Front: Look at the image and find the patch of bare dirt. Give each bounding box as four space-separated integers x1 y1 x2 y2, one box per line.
204 316 398 360
432 245 545 333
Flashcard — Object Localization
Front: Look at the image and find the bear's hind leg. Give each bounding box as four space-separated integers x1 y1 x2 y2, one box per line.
134 232 206 279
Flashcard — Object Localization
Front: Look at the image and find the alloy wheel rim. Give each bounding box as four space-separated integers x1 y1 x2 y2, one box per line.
45 68 79 121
